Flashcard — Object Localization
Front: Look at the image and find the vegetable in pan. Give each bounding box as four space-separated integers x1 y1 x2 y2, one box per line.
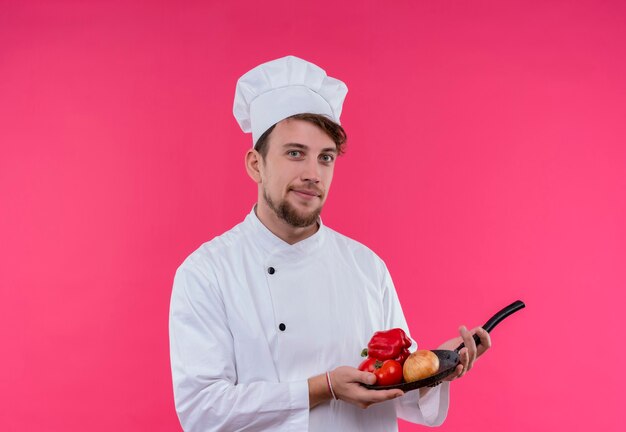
358 328 413 385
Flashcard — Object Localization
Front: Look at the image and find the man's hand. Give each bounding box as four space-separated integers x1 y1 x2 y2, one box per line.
437 326 491 381
309 366 404 409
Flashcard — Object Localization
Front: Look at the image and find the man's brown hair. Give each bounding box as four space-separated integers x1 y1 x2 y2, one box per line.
254 113 347 158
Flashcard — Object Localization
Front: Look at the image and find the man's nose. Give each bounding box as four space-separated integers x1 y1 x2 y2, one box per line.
301 159 321 183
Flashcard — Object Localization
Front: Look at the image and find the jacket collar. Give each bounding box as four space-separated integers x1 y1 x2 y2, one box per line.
245 206 326 258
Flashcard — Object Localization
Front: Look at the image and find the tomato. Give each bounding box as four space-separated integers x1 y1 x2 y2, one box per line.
373 360 403 386
358 357 381 373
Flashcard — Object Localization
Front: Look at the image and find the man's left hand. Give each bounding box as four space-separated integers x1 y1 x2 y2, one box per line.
437 326 491 381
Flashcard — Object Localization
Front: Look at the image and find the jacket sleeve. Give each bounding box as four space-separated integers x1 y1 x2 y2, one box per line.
379 263 451 427
169 263 309 431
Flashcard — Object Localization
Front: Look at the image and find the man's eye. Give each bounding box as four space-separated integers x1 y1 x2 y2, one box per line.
288 150 302 157
320 154 335 163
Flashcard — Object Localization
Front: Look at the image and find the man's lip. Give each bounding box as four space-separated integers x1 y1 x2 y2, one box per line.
290 189 321 197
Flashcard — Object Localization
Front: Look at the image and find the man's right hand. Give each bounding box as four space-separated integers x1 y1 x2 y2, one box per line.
308 366 404 410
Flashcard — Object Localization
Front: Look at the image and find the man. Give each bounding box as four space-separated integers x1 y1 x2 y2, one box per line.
169 55 491 431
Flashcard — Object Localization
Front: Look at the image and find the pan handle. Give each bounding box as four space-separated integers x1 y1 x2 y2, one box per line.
455 300 525 352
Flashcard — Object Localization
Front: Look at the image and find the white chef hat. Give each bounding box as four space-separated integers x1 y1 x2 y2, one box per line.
233 55 348 146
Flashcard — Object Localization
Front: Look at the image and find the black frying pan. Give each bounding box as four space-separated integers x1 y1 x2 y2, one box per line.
363 300 525 391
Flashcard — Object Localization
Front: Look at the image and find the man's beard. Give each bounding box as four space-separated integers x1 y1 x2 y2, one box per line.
263 188 322 228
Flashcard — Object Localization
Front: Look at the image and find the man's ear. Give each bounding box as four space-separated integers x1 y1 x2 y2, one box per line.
245 149 262 183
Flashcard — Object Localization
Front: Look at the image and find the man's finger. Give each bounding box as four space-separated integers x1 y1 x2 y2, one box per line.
474 327 492 356
444 363 464 381
355 387 403 404
460 325 477 371
456 363 465 378
459 347 469 377
356 372 377 385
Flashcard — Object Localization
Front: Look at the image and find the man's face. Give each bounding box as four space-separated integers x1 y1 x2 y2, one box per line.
258 118 337 228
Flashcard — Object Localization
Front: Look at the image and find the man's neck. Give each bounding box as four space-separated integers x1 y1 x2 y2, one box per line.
254 204 319 245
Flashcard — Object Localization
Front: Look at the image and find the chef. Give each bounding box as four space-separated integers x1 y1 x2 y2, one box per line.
169 55 491 431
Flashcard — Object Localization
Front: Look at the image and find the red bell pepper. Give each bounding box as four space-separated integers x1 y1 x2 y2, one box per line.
364 328 412 363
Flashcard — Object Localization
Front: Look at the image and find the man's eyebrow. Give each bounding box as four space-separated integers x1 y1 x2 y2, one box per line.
282 143 338 153
282 143 308 150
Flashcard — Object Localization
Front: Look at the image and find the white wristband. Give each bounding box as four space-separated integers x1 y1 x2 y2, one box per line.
326 371 338 400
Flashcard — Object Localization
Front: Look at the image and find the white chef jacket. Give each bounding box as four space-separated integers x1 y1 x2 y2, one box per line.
169 209 450 431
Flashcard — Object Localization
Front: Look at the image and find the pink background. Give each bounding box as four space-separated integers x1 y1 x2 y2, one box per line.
1 1 624 430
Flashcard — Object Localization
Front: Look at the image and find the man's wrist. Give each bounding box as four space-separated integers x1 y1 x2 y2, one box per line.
308 373 333 409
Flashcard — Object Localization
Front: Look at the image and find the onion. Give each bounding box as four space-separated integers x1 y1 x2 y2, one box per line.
402 350 440 382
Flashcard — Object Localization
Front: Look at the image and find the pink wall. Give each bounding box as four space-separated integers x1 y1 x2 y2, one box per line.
1 1 624 430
